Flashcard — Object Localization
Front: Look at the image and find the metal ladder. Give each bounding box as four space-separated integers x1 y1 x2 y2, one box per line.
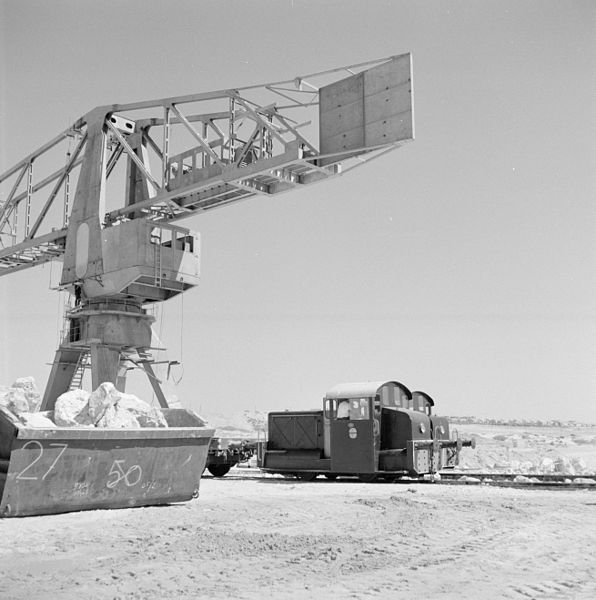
153 228 162 288
69 351 89 390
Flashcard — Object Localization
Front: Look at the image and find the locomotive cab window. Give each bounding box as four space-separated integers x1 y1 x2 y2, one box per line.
349 398 370 420
336 399 350 419
332 398 370 420
381 396 398 408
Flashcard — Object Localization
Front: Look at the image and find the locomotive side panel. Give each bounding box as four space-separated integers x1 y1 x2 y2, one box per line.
380 407 430 449
379 407 433 473
266 411 325 451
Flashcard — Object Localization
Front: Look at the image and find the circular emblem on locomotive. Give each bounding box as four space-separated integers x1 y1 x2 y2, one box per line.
349 427 357 439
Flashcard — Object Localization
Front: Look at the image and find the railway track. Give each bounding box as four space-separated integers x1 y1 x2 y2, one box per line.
206 467 596 490
437 471 596 489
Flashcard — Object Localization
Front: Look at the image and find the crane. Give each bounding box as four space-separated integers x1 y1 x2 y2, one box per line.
0 54 414 412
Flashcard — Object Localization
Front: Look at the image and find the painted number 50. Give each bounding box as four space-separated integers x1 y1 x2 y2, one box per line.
106 459 142 489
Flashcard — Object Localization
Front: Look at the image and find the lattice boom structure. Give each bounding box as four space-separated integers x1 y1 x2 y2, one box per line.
0 54 414 409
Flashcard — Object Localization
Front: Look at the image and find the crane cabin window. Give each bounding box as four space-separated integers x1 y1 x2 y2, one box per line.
180 235 194 253
150 227 194 254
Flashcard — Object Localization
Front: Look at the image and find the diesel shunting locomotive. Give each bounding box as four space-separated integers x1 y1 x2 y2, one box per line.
257 380 474 482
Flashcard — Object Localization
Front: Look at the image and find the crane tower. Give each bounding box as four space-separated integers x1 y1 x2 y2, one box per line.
0 55 414 410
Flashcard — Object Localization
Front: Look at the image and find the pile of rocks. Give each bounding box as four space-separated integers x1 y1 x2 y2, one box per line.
54 382 168 428
0 377 42 414
1 379 168 429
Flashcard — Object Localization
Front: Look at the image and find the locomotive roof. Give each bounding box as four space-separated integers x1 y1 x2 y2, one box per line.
325 380 412 400
412 390 435 407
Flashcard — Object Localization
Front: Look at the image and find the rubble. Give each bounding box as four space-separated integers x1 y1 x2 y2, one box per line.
117 393 168 428
513 475 540 484
554 456 575 475
0 387 29 414
11 376 42 412
54 389 94 426
88 382 121 423
1 378 170 429
96 403 141 428
539 457 555 472
458 475 481 483
18 411 57 428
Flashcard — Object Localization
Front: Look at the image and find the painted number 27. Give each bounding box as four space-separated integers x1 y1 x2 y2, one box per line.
16 441 69 481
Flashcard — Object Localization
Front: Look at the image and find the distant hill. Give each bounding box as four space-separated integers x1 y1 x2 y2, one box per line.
446 416 595 428
202 409 595 432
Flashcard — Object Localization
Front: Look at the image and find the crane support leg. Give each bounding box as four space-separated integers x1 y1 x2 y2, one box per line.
141 362 169 409
41 347 86 410
90 343 121 391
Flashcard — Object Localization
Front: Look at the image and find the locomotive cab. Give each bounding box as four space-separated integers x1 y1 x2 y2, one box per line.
324 380 432 476
324 396 377 475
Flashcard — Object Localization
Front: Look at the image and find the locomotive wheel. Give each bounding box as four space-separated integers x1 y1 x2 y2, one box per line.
358 474 378 483
324 474 338 480
297 472 317 481
207 465 231 477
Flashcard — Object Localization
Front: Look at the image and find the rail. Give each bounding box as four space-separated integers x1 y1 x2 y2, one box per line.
201 468 596 489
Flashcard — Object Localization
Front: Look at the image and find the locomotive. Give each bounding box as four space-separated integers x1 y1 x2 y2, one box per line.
257 380 474 481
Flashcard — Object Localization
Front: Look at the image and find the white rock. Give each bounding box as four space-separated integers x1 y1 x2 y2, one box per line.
11 377 41 412
539 457 555 473
573 436 596 445
54 389 93 426
116 393 168 428
571 457 587 474
494 461 511 470
0 387 29 414
96 404 140 428
19 411 56 428
554 456 575 475
88 382 120 423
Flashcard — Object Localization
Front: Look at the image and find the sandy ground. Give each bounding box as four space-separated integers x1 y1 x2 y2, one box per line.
1 424 595 600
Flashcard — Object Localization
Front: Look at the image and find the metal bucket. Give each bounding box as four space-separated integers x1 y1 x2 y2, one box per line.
0 406 214 517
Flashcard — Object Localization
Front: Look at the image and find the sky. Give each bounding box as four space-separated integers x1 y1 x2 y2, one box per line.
1 0 595 422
